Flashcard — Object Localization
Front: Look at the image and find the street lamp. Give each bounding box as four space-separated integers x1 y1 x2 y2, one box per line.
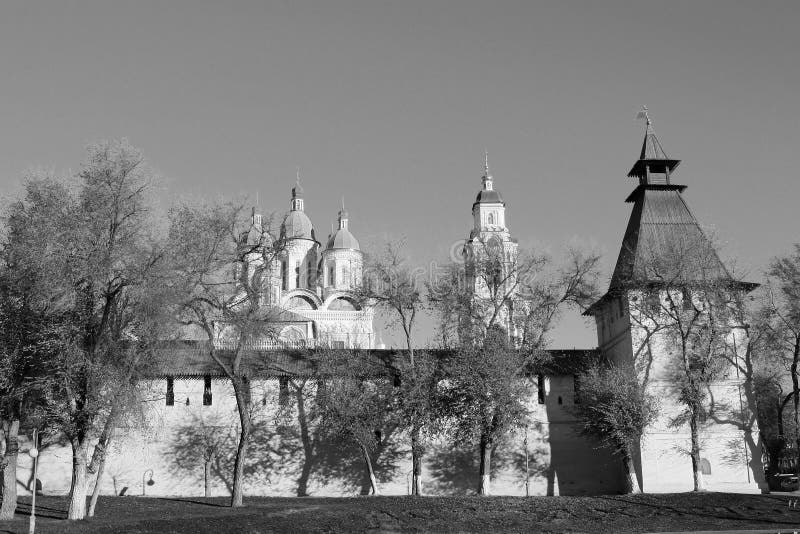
142 469 155 496
28 429 39 534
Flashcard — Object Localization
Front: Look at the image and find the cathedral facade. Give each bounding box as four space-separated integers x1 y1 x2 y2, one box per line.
234 180 374 351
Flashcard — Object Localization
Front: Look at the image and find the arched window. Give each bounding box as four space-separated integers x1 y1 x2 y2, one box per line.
328 264 335 287
279 326 306 343
281 260 288 291
487 213 494 225
287 296 316 310
700 458 712 475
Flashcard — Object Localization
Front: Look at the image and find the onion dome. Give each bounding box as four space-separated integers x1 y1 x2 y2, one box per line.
241 209 269 246
281 211 314 240
326 204 360 251
281 180 315 240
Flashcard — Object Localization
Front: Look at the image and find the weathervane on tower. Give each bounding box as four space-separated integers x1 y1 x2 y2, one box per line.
636 105 652 126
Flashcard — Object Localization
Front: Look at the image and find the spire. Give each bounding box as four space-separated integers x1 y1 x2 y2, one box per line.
482 150 494 191
338 196 349 229
628 106 681 184
290 171 304 211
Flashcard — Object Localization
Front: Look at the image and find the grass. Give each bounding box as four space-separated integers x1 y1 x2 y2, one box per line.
1 493 800 533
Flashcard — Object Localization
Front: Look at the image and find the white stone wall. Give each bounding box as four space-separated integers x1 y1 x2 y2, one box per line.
592 289 766 493
17 374 624 498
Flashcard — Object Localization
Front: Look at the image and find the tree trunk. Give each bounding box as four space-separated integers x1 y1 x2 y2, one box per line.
689 409 705 492
295 385 314 497
478 433 492 496
622 449 641 494
204 457 213 497
87 426 115 518
359 442 379 496
68 439 90 520
411 426 422 496
791 336 800 481
0 419 20 520
87 452 108 517
230 378 251 508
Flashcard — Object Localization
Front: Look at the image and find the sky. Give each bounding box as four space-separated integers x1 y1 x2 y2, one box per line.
0 1 798 349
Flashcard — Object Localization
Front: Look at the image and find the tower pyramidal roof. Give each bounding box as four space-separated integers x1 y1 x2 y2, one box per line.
586 110 754 315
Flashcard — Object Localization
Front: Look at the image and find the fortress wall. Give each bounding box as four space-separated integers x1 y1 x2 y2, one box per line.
15 375 624 498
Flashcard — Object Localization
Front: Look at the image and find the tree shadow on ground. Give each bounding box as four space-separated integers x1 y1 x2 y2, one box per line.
155 497 228 508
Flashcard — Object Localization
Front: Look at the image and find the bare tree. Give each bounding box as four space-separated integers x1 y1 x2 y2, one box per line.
352 241 437 495
168 202 287 507
625 235 755 491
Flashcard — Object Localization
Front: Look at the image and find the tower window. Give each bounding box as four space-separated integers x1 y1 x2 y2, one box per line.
281 260 288 291
295 261 301 288
166 377 174 406
329 265 335 287
487 213 494 225
203 375 212 406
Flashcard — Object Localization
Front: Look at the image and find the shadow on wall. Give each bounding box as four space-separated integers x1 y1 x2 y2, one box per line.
544 380 626 496
312 424 405 495
167 409 292 495
425 423 551 496
165 401 406 497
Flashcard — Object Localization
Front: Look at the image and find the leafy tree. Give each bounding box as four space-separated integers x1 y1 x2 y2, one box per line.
572 362 659 493
759 245 800 477
0 175 68 519
316 350 396 496
0 141 168 520
429 242 600 495
440 327 537 495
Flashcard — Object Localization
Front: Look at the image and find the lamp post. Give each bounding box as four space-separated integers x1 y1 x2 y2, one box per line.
141 469 154 496
28 429 39 534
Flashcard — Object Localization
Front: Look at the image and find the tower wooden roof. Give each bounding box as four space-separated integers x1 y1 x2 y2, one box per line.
586 118 755 316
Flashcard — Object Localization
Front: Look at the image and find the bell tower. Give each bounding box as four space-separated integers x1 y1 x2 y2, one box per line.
471 151 508 236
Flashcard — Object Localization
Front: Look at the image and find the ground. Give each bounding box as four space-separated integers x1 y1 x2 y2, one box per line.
1 493 799 533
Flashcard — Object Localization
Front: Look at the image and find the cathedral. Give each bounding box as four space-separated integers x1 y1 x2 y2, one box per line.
12 117 767 497
237 179 374 350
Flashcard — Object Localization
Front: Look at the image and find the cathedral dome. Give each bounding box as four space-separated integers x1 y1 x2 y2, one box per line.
281 211 314 240
327 227 360 251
